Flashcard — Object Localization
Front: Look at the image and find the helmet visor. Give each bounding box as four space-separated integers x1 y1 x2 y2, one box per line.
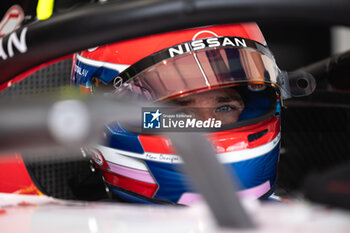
112 47 314 101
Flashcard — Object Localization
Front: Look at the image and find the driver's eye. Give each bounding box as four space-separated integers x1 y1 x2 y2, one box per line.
215 105 236 112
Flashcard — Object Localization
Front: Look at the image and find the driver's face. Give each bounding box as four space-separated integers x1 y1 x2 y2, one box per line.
171 88 244 125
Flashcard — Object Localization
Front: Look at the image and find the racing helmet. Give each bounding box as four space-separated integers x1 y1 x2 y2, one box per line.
72 23 315 204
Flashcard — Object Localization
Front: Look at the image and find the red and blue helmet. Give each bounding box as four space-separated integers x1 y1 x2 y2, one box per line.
71 23 314 204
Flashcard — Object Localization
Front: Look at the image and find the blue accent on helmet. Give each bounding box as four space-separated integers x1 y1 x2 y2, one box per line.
275 100 281 117
138 142 279 203
109 187 157 204
73 59 120 86
144 161 191 203
225 143 280 190
73 60 98 86
239 87 272 121
95 67 120 84
105 122 144 154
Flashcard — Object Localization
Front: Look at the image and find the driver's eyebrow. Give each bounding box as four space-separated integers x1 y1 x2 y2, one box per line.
216 95 241 103
171 98 195 106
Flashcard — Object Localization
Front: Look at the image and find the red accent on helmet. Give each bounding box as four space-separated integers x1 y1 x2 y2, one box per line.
103 171 158 198
90 149 110 169
139 116 279 155
139 135 176 155
80 23 265 66
210 116 280 152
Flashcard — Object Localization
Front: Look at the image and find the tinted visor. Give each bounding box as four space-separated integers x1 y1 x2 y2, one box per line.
111 46 314 101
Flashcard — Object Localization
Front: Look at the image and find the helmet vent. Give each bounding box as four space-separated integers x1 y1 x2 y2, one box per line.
248 129 268 142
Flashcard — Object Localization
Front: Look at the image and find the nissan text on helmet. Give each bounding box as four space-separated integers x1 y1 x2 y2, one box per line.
71 23 315 205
